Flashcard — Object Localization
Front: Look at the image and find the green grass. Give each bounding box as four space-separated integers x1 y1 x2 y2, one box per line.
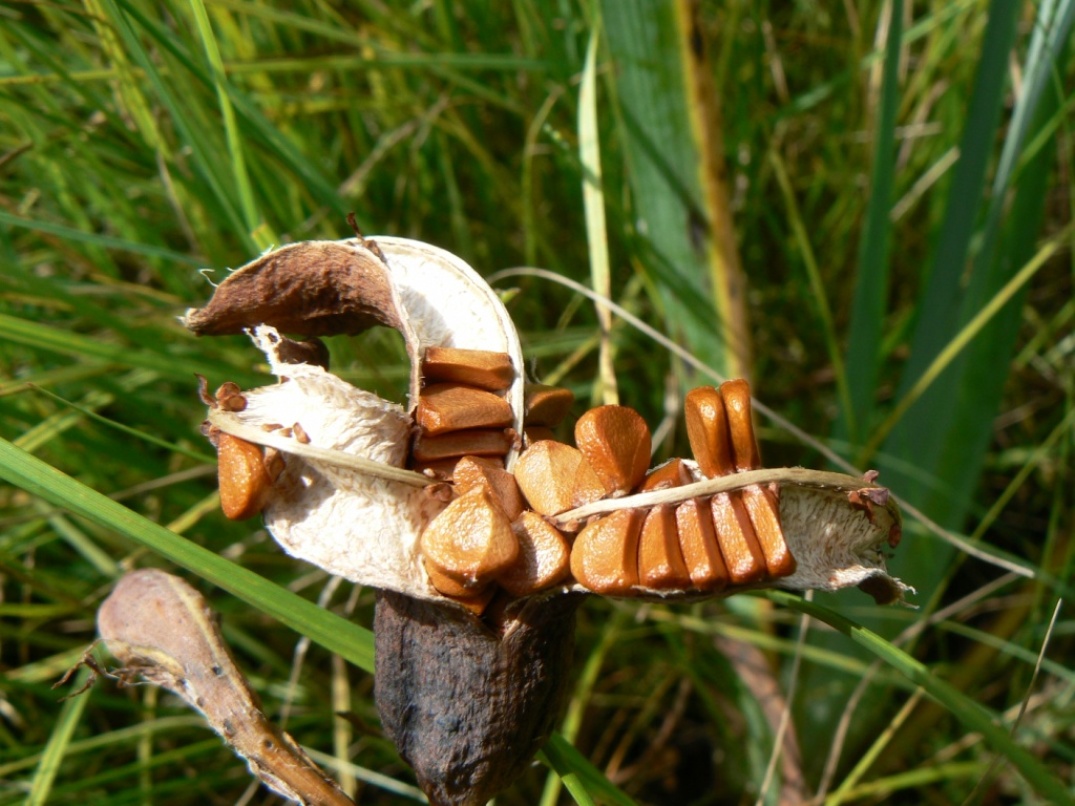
1 1 1073 804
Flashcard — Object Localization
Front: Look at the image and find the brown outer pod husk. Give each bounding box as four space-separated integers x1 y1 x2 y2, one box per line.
374 591 584 806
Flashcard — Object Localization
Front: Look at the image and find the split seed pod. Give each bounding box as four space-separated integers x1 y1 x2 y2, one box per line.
178 233 910 805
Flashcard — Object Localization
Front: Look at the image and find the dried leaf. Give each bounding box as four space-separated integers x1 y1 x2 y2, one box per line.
98 569 352 806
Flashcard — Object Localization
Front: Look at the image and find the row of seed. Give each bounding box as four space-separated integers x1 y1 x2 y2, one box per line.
562 382 795 596
412 348 576 613
413 349 797 611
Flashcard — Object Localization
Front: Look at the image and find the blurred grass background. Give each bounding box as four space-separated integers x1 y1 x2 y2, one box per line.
1 1 1073 803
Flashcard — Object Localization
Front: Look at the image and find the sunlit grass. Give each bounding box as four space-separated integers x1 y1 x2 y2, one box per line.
1 1 1072 804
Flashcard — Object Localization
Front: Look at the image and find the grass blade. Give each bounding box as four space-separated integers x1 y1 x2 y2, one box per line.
769 591 1074 805
0 436 375 673
841 0 903 444
601 0 751 381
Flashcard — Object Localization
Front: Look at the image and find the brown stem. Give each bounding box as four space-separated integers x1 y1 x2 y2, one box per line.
374 591 584 806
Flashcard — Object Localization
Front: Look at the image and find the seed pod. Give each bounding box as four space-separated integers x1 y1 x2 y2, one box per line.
513 440 606 517
569 508 644 595
422 346 515 391
182 240 404 338
637 506 692 590
98 570 353 806
416 384 514 435
185 235 910 806
574 405 652 496
375 591 582 806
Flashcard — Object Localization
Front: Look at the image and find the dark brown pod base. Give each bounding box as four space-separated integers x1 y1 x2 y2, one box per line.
374 590 584 806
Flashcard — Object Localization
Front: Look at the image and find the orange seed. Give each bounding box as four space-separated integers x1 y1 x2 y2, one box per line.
412 428 513 462
523 383 575 426
741 486 796 578
684 387 735 478
422 347 514 391
710 493 767 585
419 487 520 591
675 498 728 591
498 511 572 597
416 383 513 436
719 379 761 470
512 440 606 516
637 506 692 590
638 458 693 492
574 405 652 496
569 509 644 595
217 433 278 520
454 456 525 520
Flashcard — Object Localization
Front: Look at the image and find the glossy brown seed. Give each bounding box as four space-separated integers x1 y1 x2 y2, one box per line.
217 433 279 520
675 499 728 591
741 486 796 578
569 509 644 595
512 440 606 517
637 458 694 492
422 347 515 391
684 386 735 478
574 405 652 496
416 384 514 436
710 494 767 585
719 379 761 470
637 506 692 589
498 511 572 598
454 456 525 520
412 429 513 462
419 487 520 593
523 384 575 426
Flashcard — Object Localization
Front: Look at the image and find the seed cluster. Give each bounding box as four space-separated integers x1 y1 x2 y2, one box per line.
408 350 796 612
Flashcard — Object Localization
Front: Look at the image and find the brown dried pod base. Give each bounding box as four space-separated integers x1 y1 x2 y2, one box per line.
374 590 583 806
